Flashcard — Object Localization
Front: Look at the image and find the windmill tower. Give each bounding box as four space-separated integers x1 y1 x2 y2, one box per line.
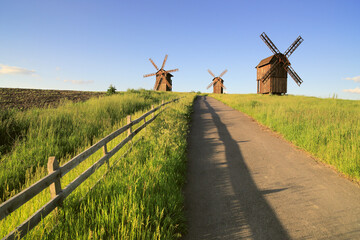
143 55 179 91
207 69 227 94
256 32 304 95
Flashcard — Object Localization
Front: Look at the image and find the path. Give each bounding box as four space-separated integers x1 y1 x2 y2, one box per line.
184 96 360 239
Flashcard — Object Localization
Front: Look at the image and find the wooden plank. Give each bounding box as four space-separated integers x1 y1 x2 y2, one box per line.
0 169 60 221
131 105 161 125
130 97 176 126
60 124 130 177
61 154 111 200
47 157 62 199
127 115 132 136
3 194 63 240
60 111 162 200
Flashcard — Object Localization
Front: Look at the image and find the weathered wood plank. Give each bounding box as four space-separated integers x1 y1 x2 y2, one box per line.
0 170 60 221
60 124 131 177
47 157 62 199
61 154 111 200
131 105 161 125
3 194 62 240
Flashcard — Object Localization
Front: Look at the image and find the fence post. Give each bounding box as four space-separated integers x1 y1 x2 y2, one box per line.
127 115 132 136
47 156 62 214
151 105 154 118
103 143 109 169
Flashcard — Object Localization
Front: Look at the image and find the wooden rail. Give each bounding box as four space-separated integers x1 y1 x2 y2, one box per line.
0 98 179 240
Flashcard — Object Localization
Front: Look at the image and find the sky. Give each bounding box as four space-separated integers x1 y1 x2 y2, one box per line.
0 0 360 100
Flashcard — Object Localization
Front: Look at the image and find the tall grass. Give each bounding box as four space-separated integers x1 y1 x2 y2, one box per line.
0 90 173 201
211 94 360 180
0 93 195 239
42 94 194 239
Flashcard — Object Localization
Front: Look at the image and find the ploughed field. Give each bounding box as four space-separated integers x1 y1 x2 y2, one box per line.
0 88 104 110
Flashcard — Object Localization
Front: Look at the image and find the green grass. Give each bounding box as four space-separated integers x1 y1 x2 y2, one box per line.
41 94 195 239
1 91 195 239
0 89 175 201
211 94 360 180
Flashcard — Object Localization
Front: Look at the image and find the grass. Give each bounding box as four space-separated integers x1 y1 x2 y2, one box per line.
0 89 174 201
1 91 195 239
41 94 195 239
211 94 360 180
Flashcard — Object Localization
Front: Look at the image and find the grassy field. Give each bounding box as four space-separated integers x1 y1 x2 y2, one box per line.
0 91 195 239
1 90 195 239
0 89 175 201
211 94 360 181
42 94 195 239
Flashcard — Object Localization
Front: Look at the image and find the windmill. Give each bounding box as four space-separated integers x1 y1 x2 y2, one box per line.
143 54 179 91
207 69 227 94
256 32 304 95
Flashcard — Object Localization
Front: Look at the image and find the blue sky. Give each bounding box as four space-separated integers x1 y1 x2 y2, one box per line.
0 0 359 99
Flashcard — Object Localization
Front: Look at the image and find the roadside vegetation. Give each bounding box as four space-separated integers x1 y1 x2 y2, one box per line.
43 94 195 239
1 90 194 239
0 89 173 201
212 94 360 180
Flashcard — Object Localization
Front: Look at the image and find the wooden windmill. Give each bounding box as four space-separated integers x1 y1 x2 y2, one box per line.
143 55 179 91
207 69 227 94
256 32 304 95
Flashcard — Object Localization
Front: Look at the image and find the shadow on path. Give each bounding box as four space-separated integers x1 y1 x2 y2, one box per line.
185 96 290 239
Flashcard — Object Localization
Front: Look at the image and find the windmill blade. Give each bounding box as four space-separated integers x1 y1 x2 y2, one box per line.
149 58 159 71
164 78 172 89
219 69 228 78
284 36 304 58
143 72 157 78
166 68 179 73
154 80 158 90
208 69 215 78
154 78 161 90
260 32 281 55
154 78 159 90
261 60 281 83
161 54 168 69
220 81 226 89
207 80 215 89
286 65 303 86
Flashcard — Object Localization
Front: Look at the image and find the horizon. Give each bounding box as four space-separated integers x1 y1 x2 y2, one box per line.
1 0 359 100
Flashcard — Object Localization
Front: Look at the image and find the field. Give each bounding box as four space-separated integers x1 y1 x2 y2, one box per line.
0 89 177 200
2 89 360 238
0 89 195 238
0 88 104 110
211 94 360 181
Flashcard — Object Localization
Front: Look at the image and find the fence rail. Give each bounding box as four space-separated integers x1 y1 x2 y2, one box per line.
0 98 179 240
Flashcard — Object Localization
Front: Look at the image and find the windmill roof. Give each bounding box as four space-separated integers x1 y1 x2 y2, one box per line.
156 70 173 77
256 55 276 68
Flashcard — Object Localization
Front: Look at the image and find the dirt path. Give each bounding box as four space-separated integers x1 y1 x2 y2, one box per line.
184 96 360 239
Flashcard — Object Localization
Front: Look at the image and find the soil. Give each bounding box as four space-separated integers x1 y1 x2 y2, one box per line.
0 88 104 110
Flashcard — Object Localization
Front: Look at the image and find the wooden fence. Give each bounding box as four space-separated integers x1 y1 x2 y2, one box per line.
0 98 179 240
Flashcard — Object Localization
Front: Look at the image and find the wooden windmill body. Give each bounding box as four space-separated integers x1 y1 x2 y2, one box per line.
207 69 227 94
143 55 178 91
256 32 304 95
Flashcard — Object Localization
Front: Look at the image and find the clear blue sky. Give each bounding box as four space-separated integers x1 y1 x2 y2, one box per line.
1 0 360 99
